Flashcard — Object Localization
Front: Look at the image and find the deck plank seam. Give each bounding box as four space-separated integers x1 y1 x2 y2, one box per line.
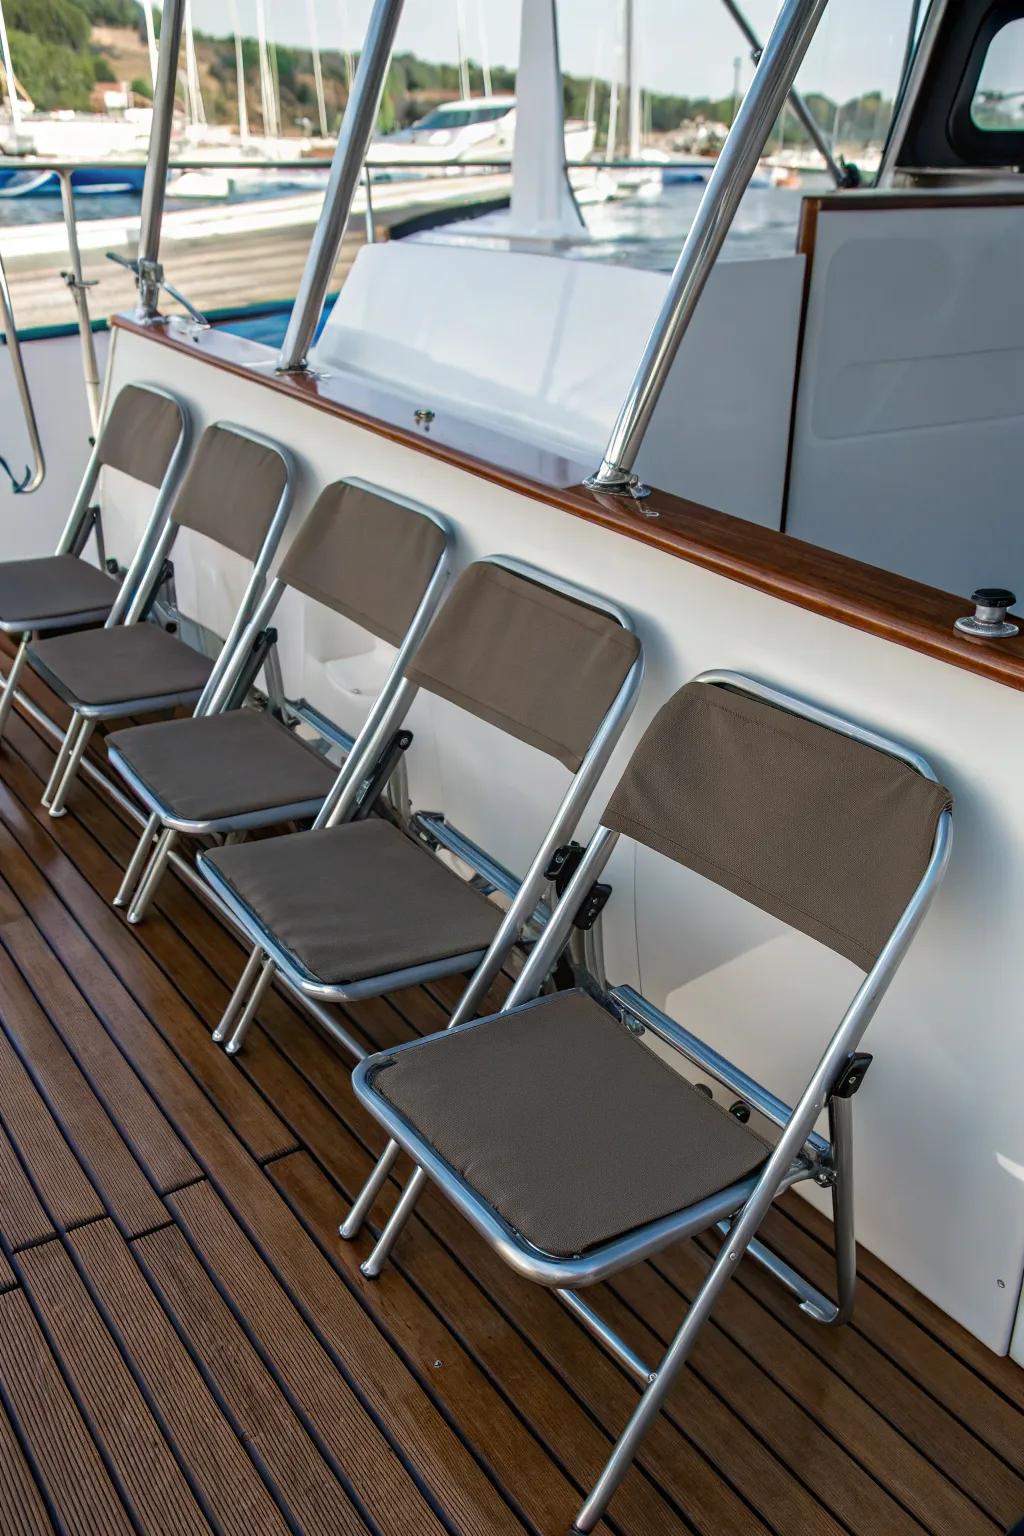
54 1216 293 1536
7 1244 157 1536
0 770 298 1171
0 938 176 1243
689 1222 1024 1504
775 1199 1024 1421
128 1220 397 1536
676 1231 1004 1534
261 1153 581 1536
161 1181 506 1536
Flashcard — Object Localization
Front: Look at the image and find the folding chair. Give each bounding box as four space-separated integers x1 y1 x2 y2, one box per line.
351 671 953 1532
25 422 294 819
106 479 450 924
0 383 188 748
198 557 643 1068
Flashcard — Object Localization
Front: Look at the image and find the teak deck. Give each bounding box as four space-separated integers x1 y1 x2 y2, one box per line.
0 651 1023 1535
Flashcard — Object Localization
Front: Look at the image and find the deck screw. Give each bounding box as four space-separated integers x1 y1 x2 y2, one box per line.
997 1278 1006 1289
433 1359 444 1369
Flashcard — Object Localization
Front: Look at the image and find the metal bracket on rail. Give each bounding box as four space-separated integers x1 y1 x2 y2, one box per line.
106 251 211 331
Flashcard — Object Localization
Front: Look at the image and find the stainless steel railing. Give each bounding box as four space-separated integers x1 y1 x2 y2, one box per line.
0 243 45 493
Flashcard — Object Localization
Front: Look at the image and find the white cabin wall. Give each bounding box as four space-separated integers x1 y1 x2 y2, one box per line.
0 330 109 560
786 203 1024 597
103 328 1024 1357
313 241 804 527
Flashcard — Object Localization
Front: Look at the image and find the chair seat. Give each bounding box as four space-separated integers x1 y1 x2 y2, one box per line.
28 622 214 711
203 818 502 986
107 709 338 827
365 990 771 1257
0 555 118 633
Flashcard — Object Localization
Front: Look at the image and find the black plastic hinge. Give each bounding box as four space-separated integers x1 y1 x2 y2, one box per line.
545 841 583 897
544 843 611 930
832 1052 873 1099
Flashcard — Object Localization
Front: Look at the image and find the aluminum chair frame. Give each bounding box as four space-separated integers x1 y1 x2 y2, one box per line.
29 423 295 820
349 670 953 1533
108 479 451 924
0 385 189 747
199 555 644 1063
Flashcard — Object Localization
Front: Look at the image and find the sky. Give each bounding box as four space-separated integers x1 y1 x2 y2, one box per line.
189 0 921 107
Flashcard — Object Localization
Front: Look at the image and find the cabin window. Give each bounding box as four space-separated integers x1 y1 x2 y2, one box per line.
970 16 1024 131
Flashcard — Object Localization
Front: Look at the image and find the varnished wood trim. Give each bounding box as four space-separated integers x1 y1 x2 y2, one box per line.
113 314 1024 694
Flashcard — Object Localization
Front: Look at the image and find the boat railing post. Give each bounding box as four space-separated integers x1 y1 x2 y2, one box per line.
586 0 831 497
136 0 187 320
58 170 102 434
363 166 376 244
276 0 405 374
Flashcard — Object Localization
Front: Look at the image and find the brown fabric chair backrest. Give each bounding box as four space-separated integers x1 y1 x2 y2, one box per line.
404 562 641 771
97 384 184 488
279 482 446 645
603 681 952 970
171 424 288 561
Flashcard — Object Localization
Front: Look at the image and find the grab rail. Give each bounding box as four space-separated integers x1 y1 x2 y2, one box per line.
0 245 45 494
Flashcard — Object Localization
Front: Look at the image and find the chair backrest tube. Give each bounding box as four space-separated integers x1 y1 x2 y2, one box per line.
589 0 830 489
55 444 103 556
105 422 191 628
442 648 645 1034
505 825 620 1009
202 577 287 716
320 545 451 828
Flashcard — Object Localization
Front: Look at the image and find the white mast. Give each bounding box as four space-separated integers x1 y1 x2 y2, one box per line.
337 0 355 97
0 0 22 139
141 1 158 89
255 0 279 137
476 0 492 97
184 0 206 126
228 0 249 140
625 0 640 158
306 0 328 136
455 0 471 100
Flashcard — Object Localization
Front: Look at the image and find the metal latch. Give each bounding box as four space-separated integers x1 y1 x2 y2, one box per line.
544 842 612 931
831 1052 873 1100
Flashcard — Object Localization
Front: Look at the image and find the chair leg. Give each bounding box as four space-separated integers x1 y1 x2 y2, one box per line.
224 956 276 1055
41 716 83 807
339 1139 402 1240
48 718 96 818
826 1095 857 1327
572 1222 756 1532
359 1165 427 1278
113 812 162 908
126 827 177 924
0 637 30 745
212 945 266 1043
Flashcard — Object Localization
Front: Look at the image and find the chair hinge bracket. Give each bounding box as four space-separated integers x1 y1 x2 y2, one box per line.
831 1052 873 1100
545 842 612 931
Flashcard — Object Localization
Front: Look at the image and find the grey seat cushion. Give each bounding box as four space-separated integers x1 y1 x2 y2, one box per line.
107 709 338 824
370 989 771 1257
28 623 214 709
0 555 118 631
204 818 502 985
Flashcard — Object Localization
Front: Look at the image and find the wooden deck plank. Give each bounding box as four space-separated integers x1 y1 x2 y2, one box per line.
0 979 105 1233
16 1232 214 1536
0 1121 53 1252
0 752 296 1164
245 988 770 1536
68 1219 295 1536
167 1176 523 1536
0 907 170 1238
0 1286 135 1535
0 1399 52 1536
1 652 1022 1536
138 1210 428 1536
0 871 199 1194
656 1235 999 1536
135 1221 372 1536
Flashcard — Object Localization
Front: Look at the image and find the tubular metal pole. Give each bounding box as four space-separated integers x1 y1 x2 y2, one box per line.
276 0 405 373
136 0 186 318
587 0 831 494
718 0 847 187
58 171 102 433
